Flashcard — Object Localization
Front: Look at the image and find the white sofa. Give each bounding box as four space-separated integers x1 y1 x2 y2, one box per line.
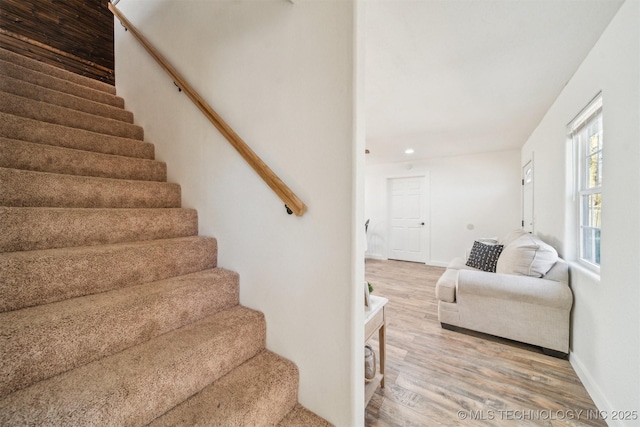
435 230 573 357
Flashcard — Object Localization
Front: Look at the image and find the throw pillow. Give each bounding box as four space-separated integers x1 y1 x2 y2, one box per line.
496 233 558 277
466 241 504 272
499 229 529 247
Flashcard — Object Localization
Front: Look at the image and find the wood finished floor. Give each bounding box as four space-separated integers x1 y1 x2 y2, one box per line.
364 259 605 427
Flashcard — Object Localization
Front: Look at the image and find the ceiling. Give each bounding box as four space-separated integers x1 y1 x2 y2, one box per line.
364 0 624 164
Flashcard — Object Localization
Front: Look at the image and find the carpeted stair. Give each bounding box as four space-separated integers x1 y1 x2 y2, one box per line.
0 47 332 427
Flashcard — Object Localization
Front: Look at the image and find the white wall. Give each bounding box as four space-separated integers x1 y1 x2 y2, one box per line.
114 1 360 425
365 150 521 266
521 1 639 424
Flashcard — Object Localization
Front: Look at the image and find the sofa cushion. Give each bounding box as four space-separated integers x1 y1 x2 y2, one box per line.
466 241 504 272
499 229 529 247
496 233 558 278
447 257 479 271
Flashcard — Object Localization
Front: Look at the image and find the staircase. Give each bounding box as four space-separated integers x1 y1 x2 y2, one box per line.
0 47 331 427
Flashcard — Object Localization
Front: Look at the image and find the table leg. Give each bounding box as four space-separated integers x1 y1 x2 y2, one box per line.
378 321 385 388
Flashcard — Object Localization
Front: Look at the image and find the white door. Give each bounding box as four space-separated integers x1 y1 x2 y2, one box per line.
388 176 427 263
522 160 534 232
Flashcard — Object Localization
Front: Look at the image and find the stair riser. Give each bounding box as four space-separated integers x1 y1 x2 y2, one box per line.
0 59 123 107
0 207 197 252
0 307 266 427
0 269 240 398
0 138 166 181
0 168 181 209
0 75 133 122
0 112 154 159
0 48 116 95
148 351 299 427
0 237 217 312
0 92 143 139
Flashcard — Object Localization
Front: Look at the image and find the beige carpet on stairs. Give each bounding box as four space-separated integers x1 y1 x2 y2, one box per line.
0 47 332 427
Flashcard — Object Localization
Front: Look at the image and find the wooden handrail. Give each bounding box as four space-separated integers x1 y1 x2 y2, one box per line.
109 3 307 216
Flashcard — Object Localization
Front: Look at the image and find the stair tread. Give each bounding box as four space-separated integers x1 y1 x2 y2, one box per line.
278 404 334 427
0 59 123 107
0 305 266 427
0 268 240 398
0 91 142 139
0 112 154 159
0 74 133 122
0 167 181 209
0 236 217 312
0 137 166 181
147 350 297 427
0 47 116 95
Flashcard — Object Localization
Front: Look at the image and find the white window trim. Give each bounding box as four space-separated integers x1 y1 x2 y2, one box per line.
569 93 602 274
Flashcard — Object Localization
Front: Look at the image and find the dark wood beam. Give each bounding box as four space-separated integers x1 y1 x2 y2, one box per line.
0 0 114 85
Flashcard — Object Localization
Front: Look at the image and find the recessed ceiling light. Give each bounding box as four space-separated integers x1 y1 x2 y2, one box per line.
405 148 414 154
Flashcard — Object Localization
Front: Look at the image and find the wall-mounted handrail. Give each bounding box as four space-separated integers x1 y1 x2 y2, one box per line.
108 3 307 216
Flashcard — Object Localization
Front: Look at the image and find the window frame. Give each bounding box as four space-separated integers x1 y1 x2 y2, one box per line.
569 94 603 273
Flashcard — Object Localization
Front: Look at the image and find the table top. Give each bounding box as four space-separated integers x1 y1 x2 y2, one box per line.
365 294 388 324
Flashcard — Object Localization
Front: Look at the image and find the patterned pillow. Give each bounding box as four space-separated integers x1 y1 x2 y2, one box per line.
466 241 504 272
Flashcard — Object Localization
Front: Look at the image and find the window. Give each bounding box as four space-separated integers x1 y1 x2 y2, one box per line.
569 94 602 270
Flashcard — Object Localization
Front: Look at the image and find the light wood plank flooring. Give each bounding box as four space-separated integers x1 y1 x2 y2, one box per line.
365 259 605 427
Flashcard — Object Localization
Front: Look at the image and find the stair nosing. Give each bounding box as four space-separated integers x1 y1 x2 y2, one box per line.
0 234 210 257
0 166 177 186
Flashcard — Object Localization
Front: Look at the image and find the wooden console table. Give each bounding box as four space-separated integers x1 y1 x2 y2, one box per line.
364 295 388 406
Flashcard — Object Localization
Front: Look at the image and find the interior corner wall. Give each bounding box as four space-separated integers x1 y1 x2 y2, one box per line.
365 149 521 266
114 1 357 425
521 1 640 423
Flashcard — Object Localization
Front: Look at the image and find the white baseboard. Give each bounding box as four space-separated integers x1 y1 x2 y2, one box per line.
364 253 449 267
364 256 448 268
569 351 621 427
426 260 448 268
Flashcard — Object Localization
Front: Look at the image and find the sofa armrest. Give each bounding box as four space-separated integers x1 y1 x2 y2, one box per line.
457 269 573 310
436 268 458 302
